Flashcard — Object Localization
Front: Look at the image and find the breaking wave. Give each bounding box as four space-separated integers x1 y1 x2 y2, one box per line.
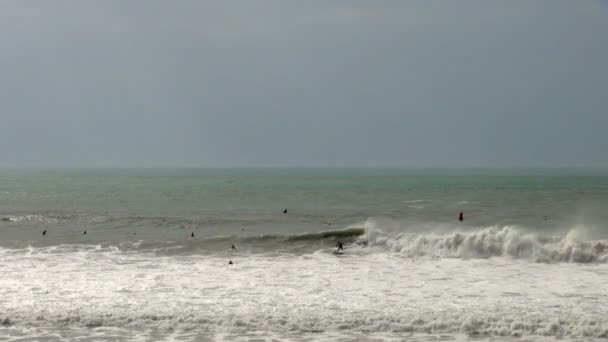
359 221 608 263
3 211 608 263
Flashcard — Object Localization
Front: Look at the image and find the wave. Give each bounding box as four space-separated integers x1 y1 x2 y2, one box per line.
3 211 607 263
0 227 366 256
283 227 364 241
0 213 244 226
0 306 607 338
358 220 608 263
1 224 607 339
0 212 341 230
0 213 93 224
181 227 365 246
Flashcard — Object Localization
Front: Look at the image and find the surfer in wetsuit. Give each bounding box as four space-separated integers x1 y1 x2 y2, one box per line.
231 244 236 250
83 230 87 235
228 260 233 265
336 241 344 252
42 230 46 236
283 208 287 214
459 212 464 222
190 232 194 238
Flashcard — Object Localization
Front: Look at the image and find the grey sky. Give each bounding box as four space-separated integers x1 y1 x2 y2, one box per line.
0 1 607 167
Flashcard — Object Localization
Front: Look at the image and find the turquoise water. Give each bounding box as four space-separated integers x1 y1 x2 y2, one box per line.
1 167 608 252
1 168 607 233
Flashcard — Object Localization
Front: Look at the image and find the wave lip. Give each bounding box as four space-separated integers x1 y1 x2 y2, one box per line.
284 227 365 242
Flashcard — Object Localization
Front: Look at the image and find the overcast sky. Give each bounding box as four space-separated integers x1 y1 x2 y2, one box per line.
0 1 607 168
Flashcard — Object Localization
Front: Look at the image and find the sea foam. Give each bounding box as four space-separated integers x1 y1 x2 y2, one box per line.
1 241 608 340
359 220 608 263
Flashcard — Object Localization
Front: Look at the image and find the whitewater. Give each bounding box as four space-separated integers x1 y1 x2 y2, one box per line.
1 168 608 341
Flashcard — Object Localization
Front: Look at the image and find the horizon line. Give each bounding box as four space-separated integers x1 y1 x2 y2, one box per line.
0 165 607 170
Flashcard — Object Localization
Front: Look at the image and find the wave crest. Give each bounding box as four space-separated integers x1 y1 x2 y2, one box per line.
360 222 608 263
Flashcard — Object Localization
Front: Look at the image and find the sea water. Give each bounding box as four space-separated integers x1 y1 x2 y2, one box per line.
1 168 608 341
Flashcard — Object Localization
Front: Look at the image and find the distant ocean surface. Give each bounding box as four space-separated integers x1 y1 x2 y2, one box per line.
1 168 608 341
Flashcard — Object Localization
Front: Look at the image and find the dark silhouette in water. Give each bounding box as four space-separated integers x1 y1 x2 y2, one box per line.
231 244 236 250
228 260 233 265
42 230 46 236
459 212 464 222
190 232 194 238
283 208 287 214
83 230 87 235
336 241 344 252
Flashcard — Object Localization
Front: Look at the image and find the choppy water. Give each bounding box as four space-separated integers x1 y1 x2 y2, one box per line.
1 168 608 341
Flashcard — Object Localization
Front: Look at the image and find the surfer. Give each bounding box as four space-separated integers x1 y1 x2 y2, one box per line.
283 208 287 214
83 230 86 235
228 260 233 265
459 212 464 222
231 244 236 250
190 232 194 238
336 241 344 252
42 230 46 236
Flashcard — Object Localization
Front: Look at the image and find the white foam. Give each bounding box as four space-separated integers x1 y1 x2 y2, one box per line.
360 222 608 263
407 205 424 210
457 201 480 205
0 245 607 340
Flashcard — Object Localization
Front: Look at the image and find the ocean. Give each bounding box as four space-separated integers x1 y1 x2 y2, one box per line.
1 168 608 341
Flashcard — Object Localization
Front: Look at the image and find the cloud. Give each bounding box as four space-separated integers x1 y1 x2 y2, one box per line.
0 1 606 167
